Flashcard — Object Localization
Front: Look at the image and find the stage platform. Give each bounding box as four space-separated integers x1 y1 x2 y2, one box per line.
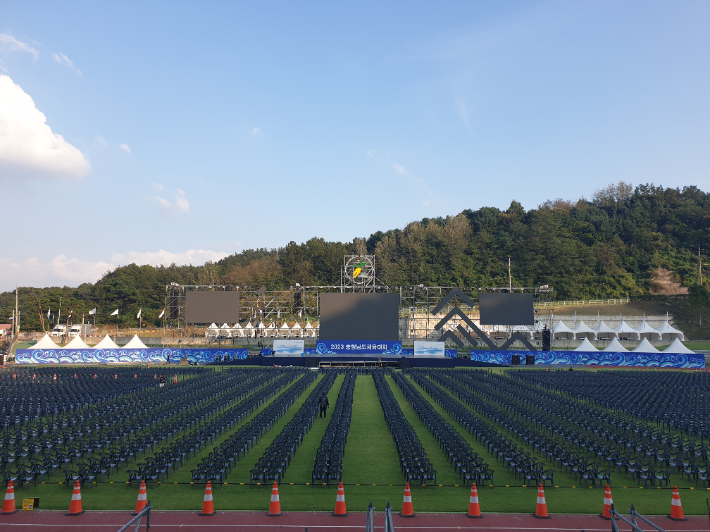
212 355 503 368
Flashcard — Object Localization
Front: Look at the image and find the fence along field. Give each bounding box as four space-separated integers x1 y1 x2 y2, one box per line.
0 366 708 514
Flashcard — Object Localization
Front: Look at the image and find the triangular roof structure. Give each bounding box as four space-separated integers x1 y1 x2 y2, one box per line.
635 320 660 339
64 336 90 350
207 323 218 329
279 322 290 330
633 338 660 353
594 321 617 338
573 320 596 339
291 321 302 330
257 321 265 329
30 334 60 350
304 322 313 329
220 323 230 329
243 321 253 329
574 338 598 351
664 338 695 354
232 322 242 329
613 321 639 339
657 321 684 340
123 334 147 349
603 338 628 352
93 335 119 349
553 320 574 334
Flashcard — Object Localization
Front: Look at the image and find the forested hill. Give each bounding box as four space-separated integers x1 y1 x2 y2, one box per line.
3 183 710 331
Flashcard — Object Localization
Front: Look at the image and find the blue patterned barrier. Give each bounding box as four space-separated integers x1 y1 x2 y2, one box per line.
15 348 248 364
469 350 704 369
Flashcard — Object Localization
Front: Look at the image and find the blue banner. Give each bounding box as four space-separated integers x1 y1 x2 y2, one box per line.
315 340 402 355
16 348 248 365
468 350 705 369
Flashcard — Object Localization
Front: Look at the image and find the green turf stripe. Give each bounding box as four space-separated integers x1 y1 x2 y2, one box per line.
341 375 402 485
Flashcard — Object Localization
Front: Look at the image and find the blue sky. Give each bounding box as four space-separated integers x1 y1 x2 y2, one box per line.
0 0 708 291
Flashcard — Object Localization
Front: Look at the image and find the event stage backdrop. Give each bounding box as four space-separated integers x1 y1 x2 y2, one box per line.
15 348 248 365
470 350 705 368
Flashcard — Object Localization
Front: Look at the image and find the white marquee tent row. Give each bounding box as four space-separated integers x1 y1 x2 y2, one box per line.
30 334 147 350
552 319 683 341
204 321 319 339
573 337 695 354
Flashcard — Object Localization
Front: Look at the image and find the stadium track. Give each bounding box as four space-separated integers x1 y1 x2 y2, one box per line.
0 511 706 530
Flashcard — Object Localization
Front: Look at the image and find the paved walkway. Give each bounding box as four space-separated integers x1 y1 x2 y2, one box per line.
0 511 707 531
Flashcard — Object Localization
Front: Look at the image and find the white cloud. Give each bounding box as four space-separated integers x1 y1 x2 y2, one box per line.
152 182 165 192
393 163 409 176
0 34 39 67
111 249 229 268
0 75 91 180
155 188 190 214
0 249 230 292
93 136 108 149
119 143 131 155
251 127 261 136
366 149 376 158
52 52 82 75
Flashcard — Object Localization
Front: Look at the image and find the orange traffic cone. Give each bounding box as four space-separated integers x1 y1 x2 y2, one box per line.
600 484 615 520
1 480 17 514
466 483 482 518
267 481 282 516
533 483 550 519
400 482 415 517
332 481 347 516
174 374 178 384
199 481 215 516
668 485 686 521
66 480 84 516
132 480 148 515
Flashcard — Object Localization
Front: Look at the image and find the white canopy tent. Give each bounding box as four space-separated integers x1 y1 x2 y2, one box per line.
657 321 684 341
267 322 278 337
124 335 147 349
614 321 639 340
573 320 596 340
553 320 574 339
231 323 244 338
244 321 254 338
30 334 60 350
205 323 219 338
64 336 90 350
220 323 232 338
574 338 598 351
257 321 266 337
663 338 695 354
635 321 661 341
304 322 315 338
291 321 303 338
633 338 660 353
93 335 119 349
593 321 617 340
279 322 291 337
603 338 629 352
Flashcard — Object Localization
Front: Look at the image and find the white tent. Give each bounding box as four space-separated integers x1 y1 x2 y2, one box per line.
594 321 617 340
124 334 147 349
573 320 596 340
304 321 315 338
279 322 291 337
663 338 695 354
64 336 90 350
30 334 60 350
553 320 574 339
93 335 119 349
244 321 254 338
574 338 598 351
291 321 303 338
257 321 266 337
219 323 232 338
267 321 278 337
205 323 219 338
603 338 628 352
657 321 684 341
231 323 244 338
635 320 661 341
613 321 639 340
633 338 660 353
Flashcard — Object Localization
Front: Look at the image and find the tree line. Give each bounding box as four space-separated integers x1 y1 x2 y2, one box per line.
2 183 709 331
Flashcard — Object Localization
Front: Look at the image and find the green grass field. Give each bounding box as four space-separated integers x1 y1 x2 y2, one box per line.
8 370 710 515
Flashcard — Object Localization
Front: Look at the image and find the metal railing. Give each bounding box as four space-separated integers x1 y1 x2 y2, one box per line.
366 501 375 532
384 501 395 532
117 501 152 532
610 503 665 532
537 298 630 308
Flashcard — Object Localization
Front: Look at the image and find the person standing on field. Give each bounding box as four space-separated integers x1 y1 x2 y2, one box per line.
158 374 165 388
318 394 329 419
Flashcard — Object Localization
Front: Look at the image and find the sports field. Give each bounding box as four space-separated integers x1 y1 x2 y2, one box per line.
1 366 708 516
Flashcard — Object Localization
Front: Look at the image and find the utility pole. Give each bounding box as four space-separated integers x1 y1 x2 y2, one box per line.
14 285 18 337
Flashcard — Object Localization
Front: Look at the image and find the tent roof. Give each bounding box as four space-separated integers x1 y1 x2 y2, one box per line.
635 321 660 334
664 338 695 354
603 338 629 352
123 334 147 349
279 322 290 329
220 323 230 329
553 320 574 334
64 336 90 350
257 322 265 329
244 322 253 329
93 335 119 350
614 321 638 334
31 334 60 350
594 321 617 335
574 338 598 351
207 323 218 330
573 320 596 334
304 322 313 329
657 321 682 335
232 323 242 329
291 321 302 329
633 338 660 353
